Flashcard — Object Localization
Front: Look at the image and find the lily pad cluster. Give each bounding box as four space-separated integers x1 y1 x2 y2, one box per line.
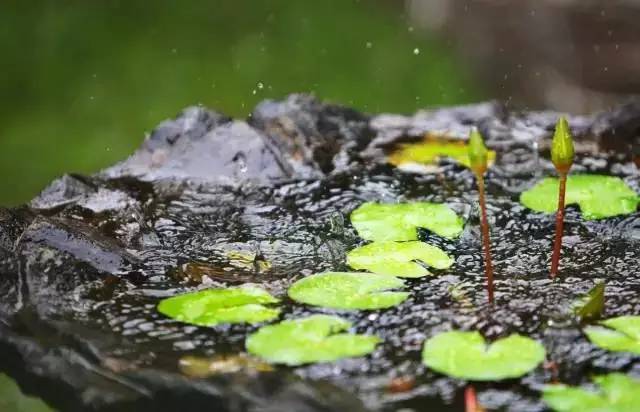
520 175 640 219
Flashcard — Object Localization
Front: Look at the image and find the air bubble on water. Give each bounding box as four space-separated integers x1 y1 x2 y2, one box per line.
413 48 420 55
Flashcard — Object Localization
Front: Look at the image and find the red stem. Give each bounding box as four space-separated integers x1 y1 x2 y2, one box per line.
477 174 494 305
550 172 567 278
465 386 479 412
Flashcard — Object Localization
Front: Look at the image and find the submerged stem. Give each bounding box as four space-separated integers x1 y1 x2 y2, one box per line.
465 386 481 412
550 171 568 278
476 173 494 304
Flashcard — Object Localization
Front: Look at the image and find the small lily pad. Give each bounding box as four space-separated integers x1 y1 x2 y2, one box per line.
421 331 546 381
346 241 454 278
571 282 605 322
246 315 380 365
543 373 640 412
0 374 55 412
288 272 408 310
584 315 640 354
157 285 280 327
350 202 464 241
520 175 639 220
388 137 496 171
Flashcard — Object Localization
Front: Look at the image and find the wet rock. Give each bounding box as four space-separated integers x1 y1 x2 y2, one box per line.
30 174 97 211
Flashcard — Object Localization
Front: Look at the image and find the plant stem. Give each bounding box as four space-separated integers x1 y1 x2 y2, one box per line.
465 386 479 412
550 170 568 278
476 173 494 304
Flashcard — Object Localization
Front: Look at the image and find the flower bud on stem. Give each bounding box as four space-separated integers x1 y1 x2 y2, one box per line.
469 129 494 305
550 117 574 279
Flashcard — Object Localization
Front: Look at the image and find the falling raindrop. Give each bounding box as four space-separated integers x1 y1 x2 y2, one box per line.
365 41 373 49
257 82 264 89
413 48 420 55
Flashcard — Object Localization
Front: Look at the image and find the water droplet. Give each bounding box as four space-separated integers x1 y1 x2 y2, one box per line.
252 89 257 95
413 48 420 55
365 41 373 49
257 82 264 89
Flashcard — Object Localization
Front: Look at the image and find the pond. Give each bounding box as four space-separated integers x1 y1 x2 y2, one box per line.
0 95 639 411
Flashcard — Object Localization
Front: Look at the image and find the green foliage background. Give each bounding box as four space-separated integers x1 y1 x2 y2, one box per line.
0 0 481 205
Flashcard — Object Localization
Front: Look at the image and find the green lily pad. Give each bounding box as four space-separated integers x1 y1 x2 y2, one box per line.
346 241 454 278
571 282 605 322
421 331 546 381
584 315 640 354
520 175 639 220
388 137 496 170
246 315 380 365
543 373 640 412
157 285 280 327
288 272 408 310
0 374 55 412
350 202 464 241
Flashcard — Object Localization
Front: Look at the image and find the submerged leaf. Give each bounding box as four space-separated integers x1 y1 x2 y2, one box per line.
543 373 640 412
520 175 639 220
350 202 464 241
346 241 454 278
288 272 408 310
179 354 273 378
421 331 545 381
571 282 605 322
246 315 380 365
584 315 640 354
157 285 280 327
388 136 496 171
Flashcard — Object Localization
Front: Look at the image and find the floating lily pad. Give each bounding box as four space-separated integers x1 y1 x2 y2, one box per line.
346 241 454 278
520 175 640 220
584 315 640 354
157 285 280 327
421 331 546 381
350 202 464 241
288 272 408 310
388 137 496 171
0 374 55 412
571 282 605 322
246 315 380 365
543 373 640 412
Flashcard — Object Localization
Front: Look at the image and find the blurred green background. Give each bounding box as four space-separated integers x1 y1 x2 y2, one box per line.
0 0 482 206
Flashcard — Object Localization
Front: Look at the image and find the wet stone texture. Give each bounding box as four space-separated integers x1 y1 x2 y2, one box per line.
1 94 640 411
